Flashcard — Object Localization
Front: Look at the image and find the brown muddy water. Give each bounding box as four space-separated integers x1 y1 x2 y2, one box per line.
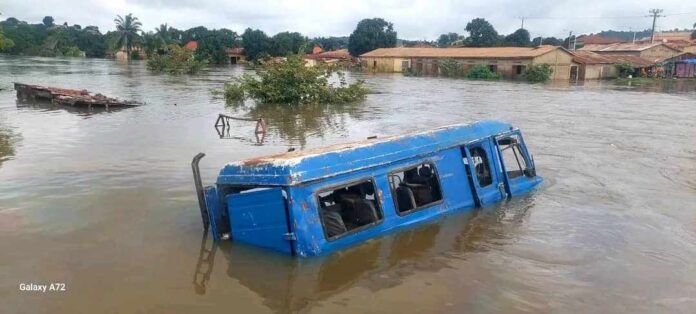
1 55 696 313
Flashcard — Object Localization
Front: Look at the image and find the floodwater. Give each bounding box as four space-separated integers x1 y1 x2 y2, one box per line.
1 55 695 314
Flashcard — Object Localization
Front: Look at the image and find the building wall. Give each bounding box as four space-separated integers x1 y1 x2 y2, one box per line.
362 49 578 80
362 57 407 72
532 50 577 80
683 46 696 54
582 64 619 80
640 45 681 60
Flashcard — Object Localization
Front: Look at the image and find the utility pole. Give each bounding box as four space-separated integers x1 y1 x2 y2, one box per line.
649 9 664 43
516 16 526 29
567 31 573 50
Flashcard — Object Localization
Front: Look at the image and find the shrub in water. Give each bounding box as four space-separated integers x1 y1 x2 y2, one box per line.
147 44 208 74
524 63 553 83
439 58 465 77
224 54 368 105
466 64 501 80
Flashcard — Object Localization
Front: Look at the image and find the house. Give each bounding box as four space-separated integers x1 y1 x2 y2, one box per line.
359 45 579 80
578 42 682 63
304 49 353 67
572 51 654 80
662 53 696 78
576 34 625 46
184 41 198 50
227 47 245 64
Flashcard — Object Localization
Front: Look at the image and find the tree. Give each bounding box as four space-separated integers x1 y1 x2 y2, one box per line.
437 32 460 47
465 18 499 47
312 36 348 51
196 29 237 64
504 28 530 47
155 23 179 45
692 22 696 39
241 28 272 61
531 36 563 46
113 13 142 60
42 16 54 27
0 27 15 51
271 31 308 56
347 18 397 56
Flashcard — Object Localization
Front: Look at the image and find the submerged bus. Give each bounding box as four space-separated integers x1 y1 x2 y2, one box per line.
192 120 542 257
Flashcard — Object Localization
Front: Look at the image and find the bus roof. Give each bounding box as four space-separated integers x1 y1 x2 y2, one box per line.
217 120 514 186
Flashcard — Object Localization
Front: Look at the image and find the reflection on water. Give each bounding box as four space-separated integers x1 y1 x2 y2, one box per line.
16 98 131 117
0 125 17 168
232 101 366 148
198 199 530 313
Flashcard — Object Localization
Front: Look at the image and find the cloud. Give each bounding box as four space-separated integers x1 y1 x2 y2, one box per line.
2 0 694 39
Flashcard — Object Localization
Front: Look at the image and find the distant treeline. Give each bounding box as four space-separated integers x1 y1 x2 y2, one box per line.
0 15 352 62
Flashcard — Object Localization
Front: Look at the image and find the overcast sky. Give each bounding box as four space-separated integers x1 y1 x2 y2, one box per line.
2 0 695 39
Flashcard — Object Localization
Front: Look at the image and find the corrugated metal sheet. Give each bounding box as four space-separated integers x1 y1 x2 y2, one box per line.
360 45 562 59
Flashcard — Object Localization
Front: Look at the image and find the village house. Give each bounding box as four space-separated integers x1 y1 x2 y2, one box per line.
304 48 353 67
575 34 625 46
571 51 654 80
184 40 246 64
578 42 683 63
359 45 578 80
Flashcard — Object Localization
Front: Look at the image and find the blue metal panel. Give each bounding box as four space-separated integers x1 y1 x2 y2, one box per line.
494 131 544 197
217 121 514 186
203 186 224 240
287 148 479 257
464 139 506 206
227 188 293 254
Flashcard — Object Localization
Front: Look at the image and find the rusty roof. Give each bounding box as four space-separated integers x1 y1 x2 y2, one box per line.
305 49 351 60
572 51 655 67
579 42 681 52
577 34 625 45
360 45 565 59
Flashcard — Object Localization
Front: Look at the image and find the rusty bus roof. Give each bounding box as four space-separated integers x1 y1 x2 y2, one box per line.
216 120 514 186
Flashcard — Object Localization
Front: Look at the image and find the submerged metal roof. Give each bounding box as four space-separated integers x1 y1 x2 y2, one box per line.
359 45 563 59
217 120 514 186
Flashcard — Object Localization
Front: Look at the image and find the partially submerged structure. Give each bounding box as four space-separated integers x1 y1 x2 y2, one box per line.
571 51 655 80
192 121 542 257
14 83 139 109
359 45 578 80
578 42 682 63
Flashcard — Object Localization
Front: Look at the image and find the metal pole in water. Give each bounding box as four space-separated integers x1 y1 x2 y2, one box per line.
191 153 210 230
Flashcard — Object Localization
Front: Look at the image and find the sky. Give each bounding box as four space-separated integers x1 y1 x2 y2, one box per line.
1 0 695 40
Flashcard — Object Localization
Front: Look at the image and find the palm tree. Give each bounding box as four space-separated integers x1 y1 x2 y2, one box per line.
113 14 142 60
155 23 179 45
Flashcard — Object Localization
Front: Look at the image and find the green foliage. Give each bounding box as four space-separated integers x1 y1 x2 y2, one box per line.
524 64 552 83
113 13 142 60
531 36 563 46
465 18 500 47
223 54 368 105
504 28 531 47
196 28 238 64
615 62 635 78
271 31 308 56
223 82 245 103
437 33 460 47
42 16 54 27
438 58 465 77
0 27 15 51
311 36 348 50
348 18 397 57
147 44 207 74
242 28 272 61
466 64 501 80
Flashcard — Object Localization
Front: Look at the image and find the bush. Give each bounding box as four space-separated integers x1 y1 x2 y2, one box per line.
439 58 465 77
223 82 245 103
222 54 368 105
466 64 501 80
524 63 553 83
615 62 634 78
147 44 208 74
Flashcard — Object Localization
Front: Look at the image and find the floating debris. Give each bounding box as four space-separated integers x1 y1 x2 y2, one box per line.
14 83 140 109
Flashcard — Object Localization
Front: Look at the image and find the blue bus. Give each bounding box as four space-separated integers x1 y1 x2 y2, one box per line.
192 120 542 257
